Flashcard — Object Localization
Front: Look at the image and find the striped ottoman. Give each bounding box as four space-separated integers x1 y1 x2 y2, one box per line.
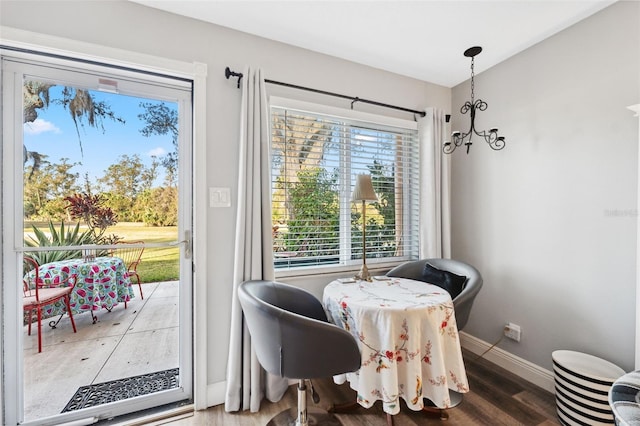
552 350 626 425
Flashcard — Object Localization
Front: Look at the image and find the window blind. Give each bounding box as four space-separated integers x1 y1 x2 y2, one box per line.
270 103 420 270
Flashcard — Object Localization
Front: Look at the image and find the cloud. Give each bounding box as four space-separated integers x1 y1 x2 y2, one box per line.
147 147 167 157
23 118 61 135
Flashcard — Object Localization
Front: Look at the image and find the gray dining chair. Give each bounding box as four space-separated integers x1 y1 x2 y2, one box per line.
237 280 361 426
386 258 482 331
386 257 483 415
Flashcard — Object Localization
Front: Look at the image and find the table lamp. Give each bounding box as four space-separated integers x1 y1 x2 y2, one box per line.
352 174 378 282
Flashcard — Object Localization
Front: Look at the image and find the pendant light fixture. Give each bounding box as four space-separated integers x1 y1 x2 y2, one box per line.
444 46 506 154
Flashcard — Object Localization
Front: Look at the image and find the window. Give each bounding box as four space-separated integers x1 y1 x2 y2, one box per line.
270 98 420 271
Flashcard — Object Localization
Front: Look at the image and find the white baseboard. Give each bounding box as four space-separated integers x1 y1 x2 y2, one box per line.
459 331 555 394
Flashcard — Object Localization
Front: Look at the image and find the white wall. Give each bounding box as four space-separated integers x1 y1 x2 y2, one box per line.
451 1 640 372
0 0 449 397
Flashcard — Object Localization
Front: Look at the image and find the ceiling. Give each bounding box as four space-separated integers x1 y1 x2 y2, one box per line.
130 0 617 88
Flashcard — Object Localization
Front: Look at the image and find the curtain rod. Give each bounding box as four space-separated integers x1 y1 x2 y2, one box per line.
225 67 426 118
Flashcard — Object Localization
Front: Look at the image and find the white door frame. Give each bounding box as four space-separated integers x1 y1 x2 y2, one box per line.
0 28 208 424
631 103 640 370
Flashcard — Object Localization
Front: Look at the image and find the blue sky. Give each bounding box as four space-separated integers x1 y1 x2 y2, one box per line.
23 85 176 186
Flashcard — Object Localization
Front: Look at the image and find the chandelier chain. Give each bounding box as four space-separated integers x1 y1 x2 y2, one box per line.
470 56 475 103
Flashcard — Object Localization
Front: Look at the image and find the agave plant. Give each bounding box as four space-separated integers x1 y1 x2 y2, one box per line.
24 220 93 265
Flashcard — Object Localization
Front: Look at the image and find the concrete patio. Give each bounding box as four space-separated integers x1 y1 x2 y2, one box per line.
22 281 180 422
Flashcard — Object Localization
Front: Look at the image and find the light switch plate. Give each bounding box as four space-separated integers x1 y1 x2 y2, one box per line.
210 187 231 208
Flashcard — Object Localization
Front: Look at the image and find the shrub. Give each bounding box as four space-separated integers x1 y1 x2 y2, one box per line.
64 192 121 247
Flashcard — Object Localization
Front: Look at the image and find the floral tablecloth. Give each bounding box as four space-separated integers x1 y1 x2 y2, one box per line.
26 256 134 317
323 277 469 415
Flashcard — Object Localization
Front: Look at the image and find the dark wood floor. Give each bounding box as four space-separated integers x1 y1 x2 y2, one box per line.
166 351 560 425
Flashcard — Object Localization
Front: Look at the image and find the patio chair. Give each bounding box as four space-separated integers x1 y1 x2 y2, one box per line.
23 256 77 353
112 241 145 299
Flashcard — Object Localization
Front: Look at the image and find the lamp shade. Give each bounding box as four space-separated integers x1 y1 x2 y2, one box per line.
351 174 378 202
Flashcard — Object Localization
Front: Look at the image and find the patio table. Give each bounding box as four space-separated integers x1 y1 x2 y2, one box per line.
25 256 134 323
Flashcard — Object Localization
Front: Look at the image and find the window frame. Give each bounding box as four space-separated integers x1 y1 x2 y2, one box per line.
269 97 420 278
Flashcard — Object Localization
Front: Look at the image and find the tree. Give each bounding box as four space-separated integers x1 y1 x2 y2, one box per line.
275 168 340 258
97 154 146 221
23 81 125 175
138 102 178 187
56 86 126 155
271 113 334 224
365 161 398 258
24 157 81 220
137 186 178 226
271 114 333 181
137 102 180 224
96 154 176 225
141 156 160 191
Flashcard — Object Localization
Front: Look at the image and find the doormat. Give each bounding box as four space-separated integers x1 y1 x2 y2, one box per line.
61 368 179 413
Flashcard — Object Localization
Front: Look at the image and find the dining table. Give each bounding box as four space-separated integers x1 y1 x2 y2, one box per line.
25 256 134 324
323 276 469 421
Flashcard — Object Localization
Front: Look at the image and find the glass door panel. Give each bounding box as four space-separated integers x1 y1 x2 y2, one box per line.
2 56 193 426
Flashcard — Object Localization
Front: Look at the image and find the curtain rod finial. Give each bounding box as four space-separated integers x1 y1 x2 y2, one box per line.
225 67 243 88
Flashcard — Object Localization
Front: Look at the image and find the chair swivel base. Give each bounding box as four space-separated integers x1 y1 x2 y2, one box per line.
422 390 464 420
424 389 463 408
267 407 342 426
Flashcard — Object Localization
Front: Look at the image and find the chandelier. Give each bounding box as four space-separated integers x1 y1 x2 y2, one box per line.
444 46 506 154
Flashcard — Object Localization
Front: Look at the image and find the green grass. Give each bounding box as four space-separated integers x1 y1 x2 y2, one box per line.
108 223 181 283
24 221 180 283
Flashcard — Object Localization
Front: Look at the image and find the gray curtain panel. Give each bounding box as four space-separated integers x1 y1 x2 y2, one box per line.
225 67 288 413
419 108 452 259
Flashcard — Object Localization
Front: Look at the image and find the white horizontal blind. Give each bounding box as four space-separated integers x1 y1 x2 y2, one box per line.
270 103 420 270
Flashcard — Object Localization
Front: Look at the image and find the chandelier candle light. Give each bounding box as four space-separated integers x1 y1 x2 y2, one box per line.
444 46 506 154
352 174 378 282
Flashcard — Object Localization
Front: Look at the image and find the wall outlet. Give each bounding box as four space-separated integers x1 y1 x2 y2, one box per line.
504 322 521 342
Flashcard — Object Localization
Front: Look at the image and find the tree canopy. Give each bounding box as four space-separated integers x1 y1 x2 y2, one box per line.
23 81 124 167
22 82 179 227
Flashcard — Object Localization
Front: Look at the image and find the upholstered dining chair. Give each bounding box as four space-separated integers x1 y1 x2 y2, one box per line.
238 280 361 426
386 258 483 331
23 256 77 353
386 258 483 414
112 241 144 299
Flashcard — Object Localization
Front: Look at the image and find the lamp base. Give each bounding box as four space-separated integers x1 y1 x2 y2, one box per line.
354 263 372 282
